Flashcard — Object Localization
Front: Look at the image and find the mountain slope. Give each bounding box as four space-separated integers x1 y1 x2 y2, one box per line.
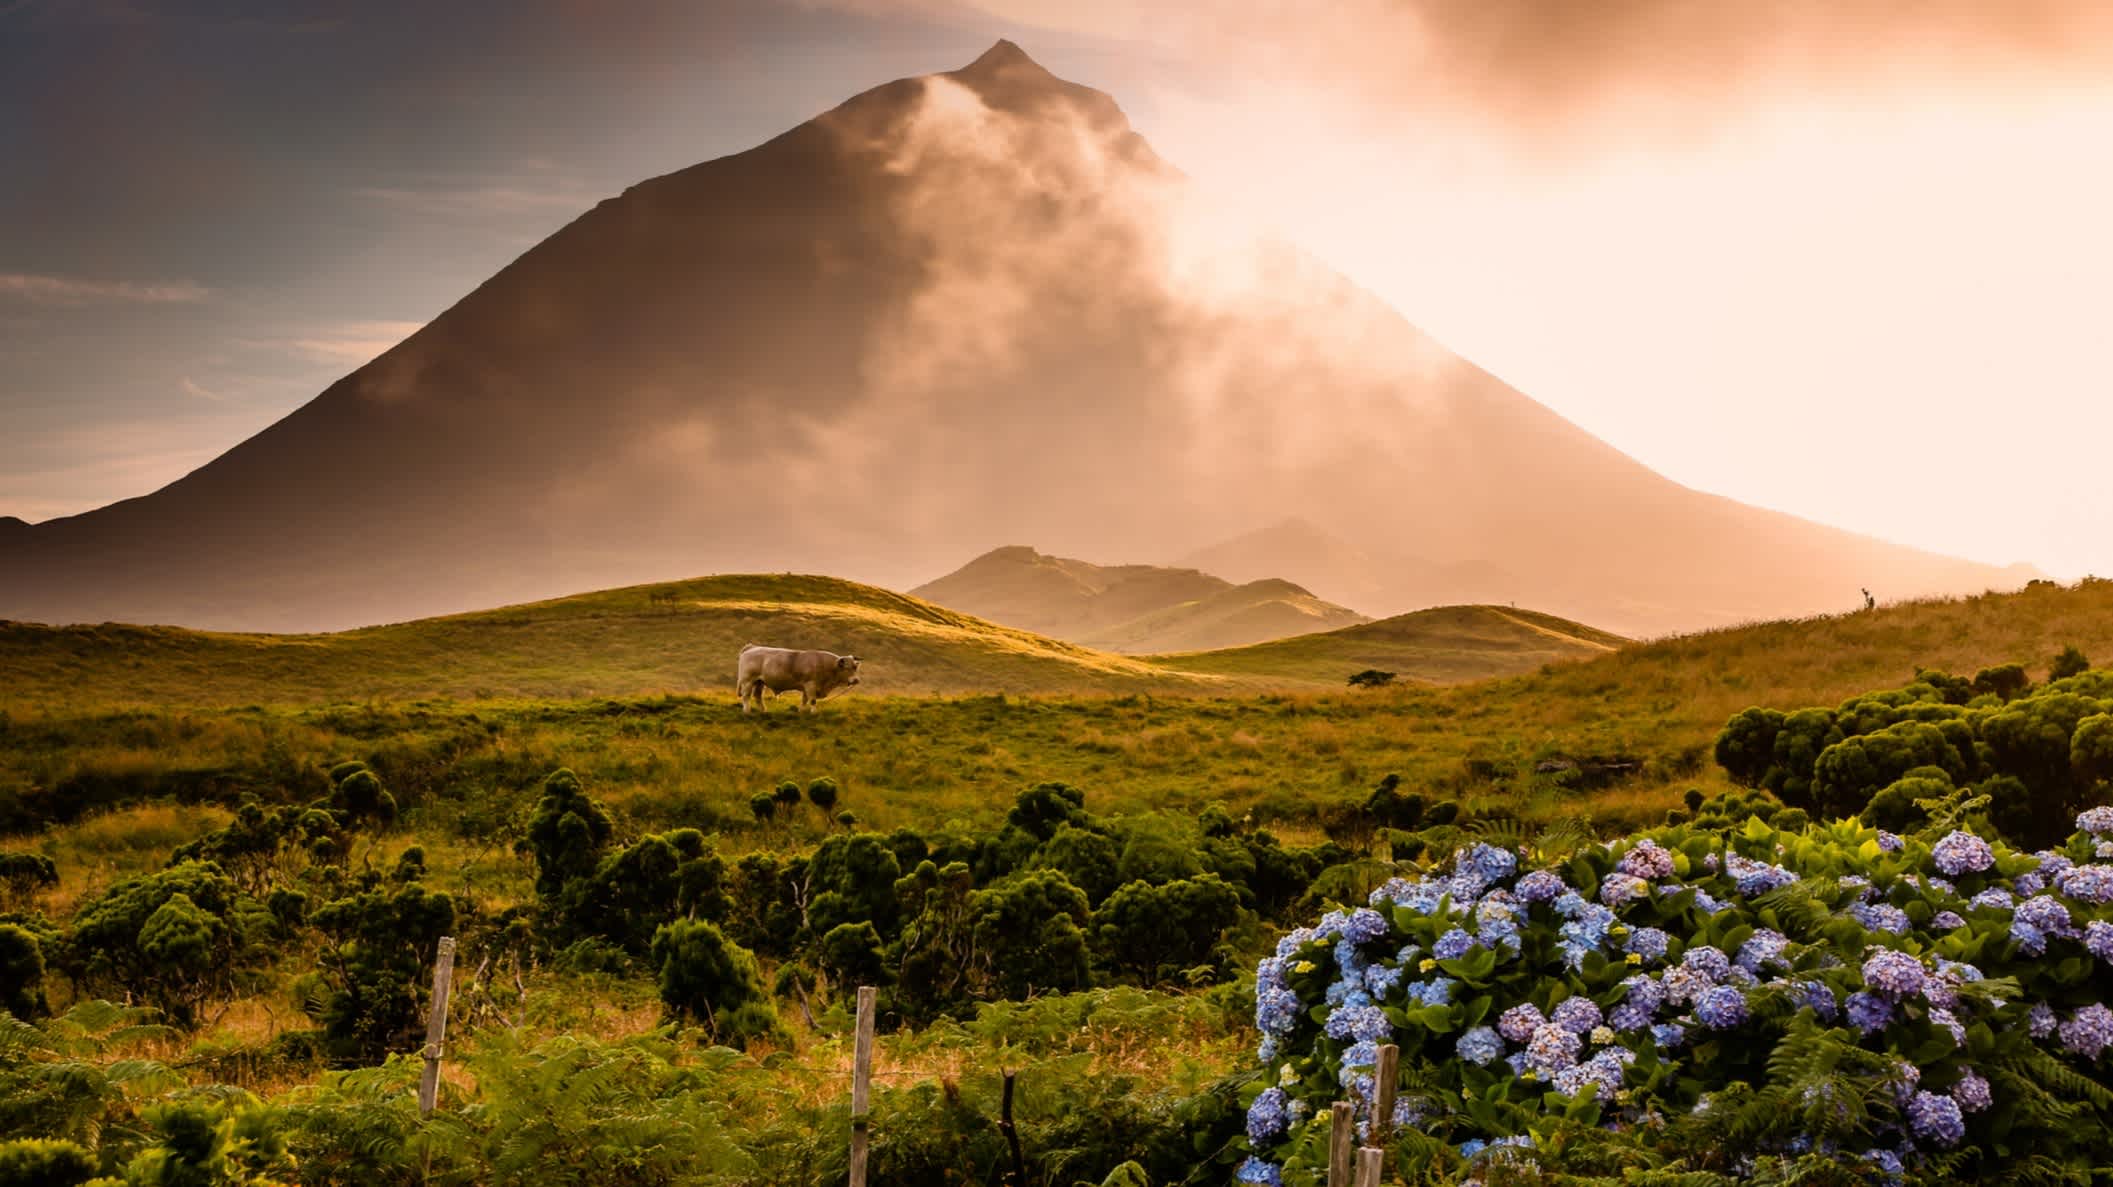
910 544 1367 651
0 40 2031 635
1152 604 1625 686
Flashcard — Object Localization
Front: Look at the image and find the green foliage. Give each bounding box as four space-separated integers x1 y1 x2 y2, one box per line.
649 919 784 1049
309 877 456 1063
1715 708 1784 788
806 833 902 939
523 768 613 902
1347 669 1396 688
64 862 248 1026
967 870 1091 1000
772 780 802 809
167 797 347 895
817 922 889 992
1008 781 1092 842
0 853 56 913
1113 816 1204 887
748 792 776 823
2051 646 2093 682
1973 662 2031 701
0 1138 95 1187
805 777 839 813
558 829 728 957
329 764 398 829
0 926 46 1021
1092 874 1244 985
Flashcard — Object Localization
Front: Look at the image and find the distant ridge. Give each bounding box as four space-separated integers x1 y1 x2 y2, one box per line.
911 545 1369 652
1154 603 1625 686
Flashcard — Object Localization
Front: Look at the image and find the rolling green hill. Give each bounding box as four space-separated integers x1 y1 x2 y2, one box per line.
1152 603 1626 686
910 546 1369 652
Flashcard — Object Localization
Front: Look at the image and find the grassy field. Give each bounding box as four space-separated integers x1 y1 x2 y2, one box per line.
9 578 2112 889
0 573 1620 711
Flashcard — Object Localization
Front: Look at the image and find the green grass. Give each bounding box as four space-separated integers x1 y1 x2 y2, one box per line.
1151 603 1625 686
0 574 1622 712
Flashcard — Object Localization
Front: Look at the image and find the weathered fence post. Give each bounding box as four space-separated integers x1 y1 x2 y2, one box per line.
1328 1100 1355 1186
417 936 457 1118
1371 1043 1400 1153
999 1069 1027 1186
849 984 876 1187
1353 1145 1383 1187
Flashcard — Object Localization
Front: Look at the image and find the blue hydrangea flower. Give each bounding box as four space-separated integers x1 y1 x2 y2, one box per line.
1432 928 1476 960
2029 1002 2058 1038
1694 985 1749 1029
1793 979 1839 1021
1609 1001 1653 1031
1952 1070 1992 1113
1458 842 1518 884
2078 806 2113 835
1931 830 1995 875
1623 973 1666 1011
1876 831 1904 852
2012 920 2048 955
1929 1007 1966 1044
1651 1022 1687 1050
1861 949 1926 998
1690 887 1728 914
1273 927 1318 959
1725 853 1798 896
1552 997 1603 1034
1970 887 2015 910
1456 1025 1504 1065
1363 962 1406 996
1340 908 1389 944
1848 903 1911 934
1498 1003 1546 1043
2015 871 2047 897
1255 986 1301 1035
1736 929 1789 972
1246 1086 1289 1144
1683 945 1731 980
1626 927 1672 962
1932 910 1967 930
2060 1003 2113 1059
1235 1156 1284 1185
1324 1002 1390 1042
1845 991 1894 1033
1369 877 1444 913
1514 869 1565 903
1662 965 1712 1006
1907 1090 1966 1146
1618 839 1676 880
1862 1149 1906 1179
1404 976 1456 1007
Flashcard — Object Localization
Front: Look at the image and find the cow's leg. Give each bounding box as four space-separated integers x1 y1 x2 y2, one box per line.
737 677 752 711
802 685 817 713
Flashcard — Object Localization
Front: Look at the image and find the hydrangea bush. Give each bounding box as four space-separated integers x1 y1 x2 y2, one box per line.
1239 810 2113 1183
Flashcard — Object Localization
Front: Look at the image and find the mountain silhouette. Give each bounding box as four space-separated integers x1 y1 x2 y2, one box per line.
0 41 2032 634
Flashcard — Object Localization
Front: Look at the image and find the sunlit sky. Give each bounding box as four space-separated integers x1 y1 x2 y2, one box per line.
6 0 2110 577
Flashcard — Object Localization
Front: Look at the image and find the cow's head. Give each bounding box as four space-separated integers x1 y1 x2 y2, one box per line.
836 654 862 686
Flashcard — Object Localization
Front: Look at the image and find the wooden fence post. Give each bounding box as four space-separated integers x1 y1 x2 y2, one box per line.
1371 1043 1400 1154
999 1069 1027 1186
849 985 876 1187
1328 1100 1355 1187
1353 1145 1383 1187
417 936 457 1119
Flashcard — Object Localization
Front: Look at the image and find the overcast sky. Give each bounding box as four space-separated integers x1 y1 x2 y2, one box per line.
6 0 2111 577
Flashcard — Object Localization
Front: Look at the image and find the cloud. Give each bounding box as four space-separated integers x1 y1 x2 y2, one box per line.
178 377 225 402
354 184 599 218
0 272 208 306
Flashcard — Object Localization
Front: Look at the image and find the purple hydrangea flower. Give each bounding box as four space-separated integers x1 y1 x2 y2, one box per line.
1845 991 1894 1033
1863 1149 1906 1179
1793 979 1838 1021
1342 908 1390 943
2012 920 2048 955
1256 986 1301 1035
1931 830 1995 875
1908 1091 1966 1147
1736 929 1789 972
1526 1022 1582 1073
1662 965 1712 1007
2029 1002 2059 1038
1932 910 1967 930
1862 949 1926 999
1433 928 1476 960
1498 1003 1546 1044
1552 997 1603 1034
1886 1059 1921 1103
1324 1003 1390 1042
1609 1001 1653 1031
1726 853 1798 896
2060 1003 2113 1059
2088 920 2113 963
1952 1071 1992 1113
1849 903 1911 934
1456 1025 1504 1065
1930 1007 1966 1044
1619 840 1676 880
2059 864 2113 905
2015 871 2047 897
1652 1022 1687 1050
1970 887 2014 910
1877 831 1904 852
1247 1087 1289 1144
1695 985 1749 1029
1514 870 1566 903
1458 842 1518 884
1683 945 1731 980
2017 894 2077 937
1600 873 1650 907
2078 806 2113 835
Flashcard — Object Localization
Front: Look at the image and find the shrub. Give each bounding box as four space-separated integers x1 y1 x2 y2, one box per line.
309 878 456 1062
1242 813 2113 1183
64 861 248 1025
0 1138 96 1187
817 921 889 992
649 918 785 1048
0 925 47 1020
967 870 1091 1000
523 768 613 902
806 833 904 939
806 777 840 813
1008 782 1093 842
1347 670 1396 688
1092 874 1244 985
748 792 776 823
2053 646 2093 682
1033 824 1122 905
0 853 57 912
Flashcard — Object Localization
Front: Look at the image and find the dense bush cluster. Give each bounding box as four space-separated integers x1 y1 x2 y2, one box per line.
1244 804 2113 1183
1715 654 2105 845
